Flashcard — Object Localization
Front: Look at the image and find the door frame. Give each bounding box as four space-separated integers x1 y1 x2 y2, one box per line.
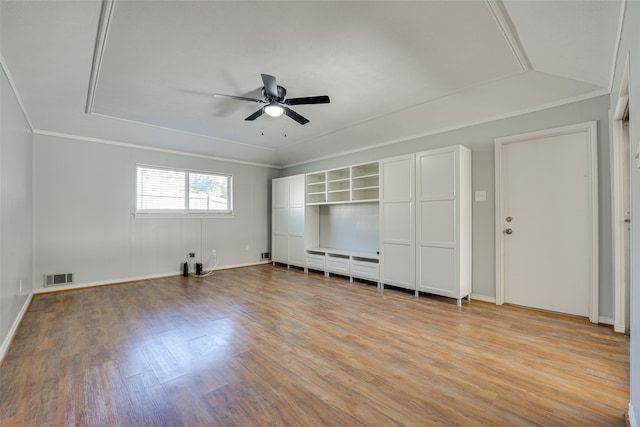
611 56 630 333
494 121 599 323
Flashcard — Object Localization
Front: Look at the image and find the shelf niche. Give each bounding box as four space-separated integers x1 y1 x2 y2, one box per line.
306 161 379 205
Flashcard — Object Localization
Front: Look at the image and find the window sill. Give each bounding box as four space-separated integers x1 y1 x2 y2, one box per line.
133 212 234 219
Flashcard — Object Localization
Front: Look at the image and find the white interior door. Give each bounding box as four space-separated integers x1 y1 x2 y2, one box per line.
496 122 598 321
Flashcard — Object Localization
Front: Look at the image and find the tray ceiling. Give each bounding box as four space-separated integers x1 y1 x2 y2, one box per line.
1 0 622 166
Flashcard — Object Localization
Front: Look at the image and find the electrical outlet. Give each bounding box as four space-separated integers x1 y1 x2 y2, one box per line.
211 249 217 256
188 252 195 258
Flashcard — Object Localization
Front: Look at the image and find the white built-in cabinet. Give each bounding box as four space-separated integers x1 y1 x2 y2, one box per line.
303 161 380 281
306 162 380 204
379 155 415 291
272 146 471 305
271 174 308 268
415 146 472 305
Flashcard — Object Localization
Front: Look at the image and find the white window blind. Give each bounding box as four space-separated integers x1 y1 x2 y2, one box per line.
136 166 232 214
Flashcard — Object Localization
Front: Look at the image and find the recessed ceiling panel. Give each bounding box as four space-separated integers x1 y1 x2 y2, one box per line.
0 0 622 166
92 1 523 150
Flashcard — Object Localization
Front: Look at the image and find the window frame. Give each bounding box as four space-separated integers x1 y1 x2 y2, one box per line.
135 164 233 218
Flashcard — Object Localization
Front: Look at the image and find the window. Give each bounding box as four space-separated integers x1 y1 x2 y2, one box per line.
136 165 232 215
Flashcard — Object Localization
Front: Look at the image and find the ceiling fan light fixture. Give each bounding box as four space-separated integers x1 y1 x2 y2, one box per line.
264 103 284 117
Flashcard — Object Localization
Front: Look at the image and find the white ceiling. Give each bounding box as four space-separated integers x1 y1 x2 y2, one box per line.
0 0 623 167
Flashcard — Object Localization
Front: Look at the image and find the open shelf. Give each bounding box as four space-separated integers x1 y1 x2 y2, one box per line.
306 171 326 204
305 161 379 205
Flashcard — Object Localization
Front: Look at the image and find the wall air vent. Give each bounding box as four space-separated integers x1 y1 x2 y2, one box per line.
43 273 74 287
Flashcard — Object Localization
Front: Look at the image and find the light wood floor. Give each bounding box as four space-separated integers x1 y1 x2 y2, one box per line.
0 264 629 426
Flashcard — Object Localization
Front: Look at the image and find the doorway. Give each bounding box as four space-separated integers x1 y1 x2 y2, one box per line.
495 122 599 322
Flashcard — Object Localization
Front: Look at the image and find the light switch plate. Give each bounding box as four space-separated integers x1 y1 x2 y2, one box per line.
475 191 487 202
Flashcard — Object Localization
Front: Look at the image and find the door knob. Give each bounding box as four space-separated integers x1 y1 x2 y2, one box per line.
505 228 513 235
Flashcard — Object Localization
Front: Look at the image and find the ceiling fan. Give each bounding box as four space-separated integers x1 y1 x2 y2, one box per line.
213 74 330 125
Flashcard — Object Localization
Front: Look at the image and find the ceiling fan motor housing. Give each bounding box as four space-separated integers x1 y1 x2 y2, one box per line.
263 85 287 103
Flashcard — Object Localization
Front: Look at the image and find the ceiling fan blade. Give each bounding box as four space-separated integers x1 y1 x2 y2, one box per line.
213 93 265 103
261 74 279 99
284 107 309 125
285 95 330 106
245 108 265 121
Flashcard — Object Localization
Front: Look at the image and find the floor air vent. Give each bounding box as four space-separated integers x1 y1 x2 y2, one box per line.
44 273 74 287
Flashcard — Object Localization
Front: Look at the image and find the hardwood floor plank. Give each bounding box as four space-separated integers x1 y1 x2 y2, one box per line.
0 265 629 426
160 375 225 426
124 369 179 427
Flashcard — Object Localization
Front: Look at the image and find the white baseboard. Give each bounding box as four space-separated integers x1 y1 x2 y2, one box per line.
33 261 272 294
470 293 496 303
614 324 626 333
0 293 33 365
33 271 179 294
629 403 637 427
598 316 615 326
2 261 271 364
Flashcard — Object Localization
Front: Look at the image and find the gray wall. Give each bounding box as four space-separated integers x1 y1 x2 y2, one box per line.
611 1 640 422
284 95 613 317
318 203 379 253
0 66 33 353
32 133 280 287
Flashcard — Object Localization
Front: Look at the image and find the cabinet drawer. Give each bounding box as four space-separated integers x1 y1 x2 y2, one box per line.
326 255 350 274
306 253 326 269
351 259 379 280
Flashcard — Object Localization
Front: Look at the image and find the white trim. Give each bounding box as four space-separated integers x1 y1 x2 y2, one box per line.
133 212 234 219
470 293 496 304
90 112 276 152
611 55 631 335
630 404 638 427
599 316 615 326
85 0 115 114
32 261 271 294
134 164 233 215
282 89 609 169
608 0 627 93
32 129 281 169
0 293 33 365
494 121 599 323
33 272 180 294
483 0 532 71
0 55 34 131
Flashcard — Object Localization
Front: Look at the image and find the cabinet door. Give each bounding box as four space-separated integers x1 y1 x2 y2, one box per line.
272 207 288 236
415 147 463 298
379 155 415 290
289 236 305 266
288 174 306 207
289 206 304 236
273 177 289 208
272 234 288 263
